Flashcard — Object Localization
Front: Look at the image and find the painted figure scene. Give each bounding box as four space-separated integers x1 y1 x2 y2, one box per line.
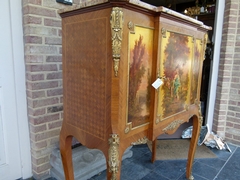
160 32 192 119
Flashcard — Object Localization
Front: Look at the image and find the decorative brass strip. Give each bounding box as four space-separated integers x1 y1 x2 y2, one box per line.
110 7 123 77
195 99 203 126
156 114 161 124
131 122 149 130
108 134 120 180
203 33 208 60
131 137 148 145
162 28 194 40
198 101 203 125
162 119 184 133
158 110 186 123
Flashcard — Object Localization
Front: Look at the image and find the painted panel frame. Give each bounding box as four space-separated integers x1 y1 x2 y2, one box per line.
125 24 154 132
157 30 194 122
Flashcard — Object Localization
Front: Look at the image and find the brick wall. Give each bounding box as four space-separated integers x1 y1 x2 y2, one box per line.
22 0 89 178
213 0 240 145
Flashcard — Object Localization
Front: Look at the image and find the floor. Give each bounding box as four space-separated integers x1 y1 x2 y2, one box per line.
48 143 240 180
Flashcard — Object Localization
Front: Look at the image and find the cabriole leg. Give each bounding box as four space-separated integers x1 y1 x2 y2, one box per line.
59 131 74 180
186 115 201 180
151 139 157 163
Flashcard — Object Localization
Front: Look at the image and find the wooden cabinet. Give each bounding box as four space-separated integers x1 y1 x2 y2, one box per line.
58 1 211 179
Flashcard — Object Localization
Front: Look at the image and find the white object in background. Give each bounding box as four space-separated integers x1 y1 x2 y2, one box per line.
0 0 32 179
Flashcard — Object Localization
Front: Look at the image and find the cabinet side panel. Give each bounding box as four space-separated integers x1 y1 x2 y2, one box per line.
63 16 110 141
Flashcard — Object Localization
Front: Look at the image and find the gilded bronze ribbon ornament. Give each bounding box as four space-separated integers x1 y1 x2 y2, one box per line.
131 137 148 145
162 119 184 133
108 134 120 180
110 7 123 77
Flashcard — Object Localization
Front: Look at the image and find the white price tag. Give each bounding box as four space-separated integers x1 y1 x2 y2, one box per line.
152 78 163 90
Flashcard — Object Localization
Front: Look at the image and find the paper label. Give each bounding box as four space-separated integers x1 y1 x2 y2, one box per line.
152 78 163 89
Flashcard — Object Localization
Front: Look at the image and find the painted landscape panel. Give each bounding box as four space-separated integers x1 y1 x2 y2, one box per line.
127 26 153 128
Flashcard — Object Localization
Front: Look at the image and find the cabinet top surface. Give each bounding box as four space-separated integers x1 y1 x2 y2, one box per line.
58 0 211 30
